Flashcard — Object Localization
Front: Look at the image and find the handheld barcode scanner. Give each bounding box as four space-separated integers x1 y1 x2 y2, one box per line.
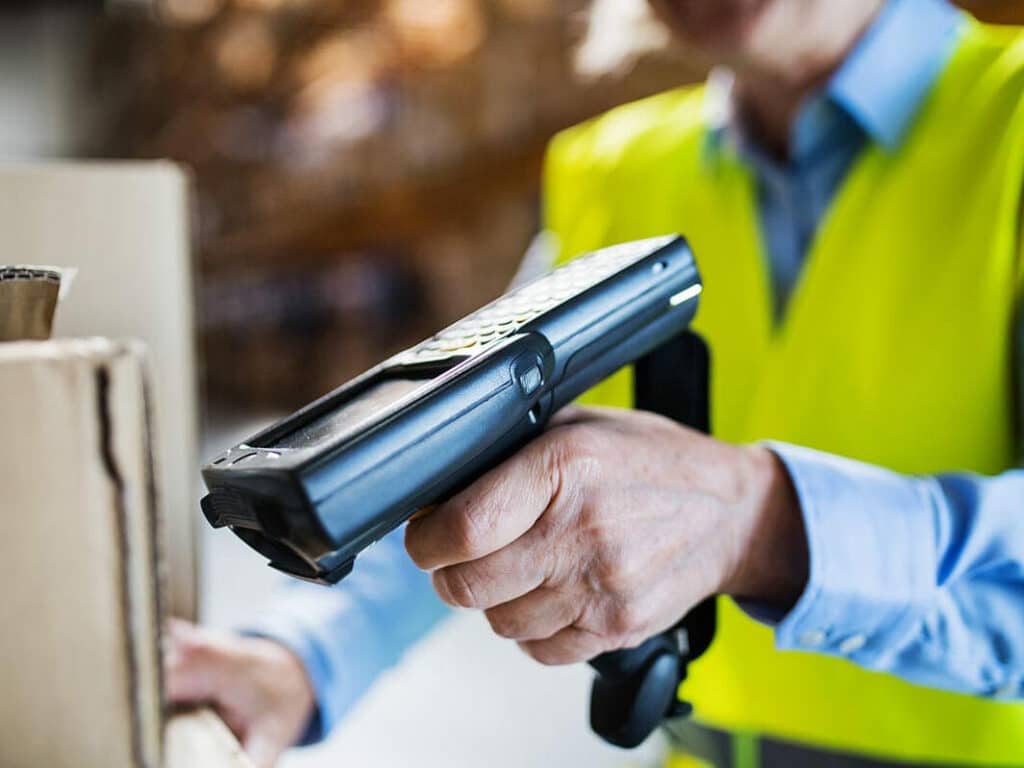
201 235 716 748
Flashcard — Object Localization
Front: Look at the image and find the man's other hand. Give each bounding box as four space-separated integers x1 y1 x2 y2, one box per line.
405 406 807 665
164 619 315 768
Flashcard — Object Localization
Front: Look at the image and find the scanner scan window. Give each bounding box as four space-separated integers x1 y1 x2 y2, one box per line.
265 378 424 450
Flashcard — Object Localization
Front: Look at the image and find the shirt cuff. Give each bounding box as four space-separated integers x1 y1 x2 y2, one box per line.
242 613 325 744
763 442 941 668
242 587 385 746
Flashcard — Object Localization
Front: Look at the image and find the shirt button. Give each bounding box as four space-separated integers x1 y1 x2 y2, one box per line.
798 629 828 648
838 634 867 655
995 681 1018 699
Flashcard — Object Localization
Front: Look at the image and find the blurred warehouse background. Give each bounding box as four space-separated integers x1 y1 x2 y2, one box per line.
1 0 706 413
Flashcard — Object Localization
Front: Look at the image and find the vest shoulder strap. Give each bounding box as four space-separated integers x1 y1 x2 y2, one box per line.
544 85 707 263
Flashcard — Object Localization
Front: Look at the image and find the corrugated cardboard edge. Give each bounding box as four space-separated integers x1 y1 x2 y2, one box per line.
165 708 254 768
88 341 249 768
99 340 165 768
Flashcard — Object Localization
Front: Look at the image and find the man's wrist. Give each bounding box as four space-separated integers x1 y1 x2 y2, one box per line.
721 445 809 608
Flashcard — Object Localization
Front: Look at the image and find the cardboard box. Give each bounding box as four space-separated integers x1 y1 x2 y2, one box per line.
0 162 200 619
0 339 249 768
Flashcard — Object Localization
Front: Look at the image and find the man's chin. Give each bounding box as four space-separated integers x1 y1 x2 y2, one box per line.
648 0 770 50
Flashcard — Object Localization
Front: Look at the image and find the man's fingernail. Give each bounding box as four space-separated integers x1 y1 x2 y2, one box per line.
409 505 436 522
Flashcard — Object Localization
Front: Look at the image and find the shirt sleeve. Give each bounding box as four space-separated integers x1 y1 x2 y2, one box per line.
765 442 1024 699
242 527 449 744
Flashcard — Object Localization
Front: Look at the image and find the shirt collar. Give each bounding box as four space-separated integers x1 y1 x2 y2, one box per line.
704 0 965 160
830 0 965 150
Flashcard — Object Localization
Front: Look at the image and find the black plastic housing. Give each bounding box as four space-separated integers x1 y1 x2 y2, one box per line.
201 235 702 584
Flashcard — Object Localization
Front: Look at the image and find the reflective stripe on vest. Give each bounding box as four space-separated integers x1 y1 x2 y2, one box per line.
662 720 1010 768
544 19 1024 766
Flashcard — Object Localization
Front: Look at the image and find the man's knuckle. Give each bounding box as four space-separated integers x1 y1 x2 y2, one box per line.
558 426 603 472
528 644 564 666
591 521 618 555
608 601 644 637
446 565 483 608
451 506 488 559
179 638 216 667
590 543 630 591
486 608 521 639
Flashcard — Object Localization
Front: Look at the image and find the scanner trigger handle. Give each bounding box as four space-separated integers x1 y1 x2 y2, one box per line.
586 331 717 748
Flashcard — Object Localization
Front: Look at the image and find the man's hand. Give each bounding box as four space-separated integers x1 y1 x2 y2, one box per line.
405 406 807 665
164 619 315 768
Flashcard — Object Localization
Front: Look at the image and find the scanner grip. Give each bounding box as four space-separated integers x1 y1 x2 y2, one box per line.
587 331 717 748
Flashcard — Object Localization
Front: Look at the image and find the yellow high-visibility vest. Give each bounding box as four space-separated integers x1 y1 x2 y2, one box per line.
545 19 1024 766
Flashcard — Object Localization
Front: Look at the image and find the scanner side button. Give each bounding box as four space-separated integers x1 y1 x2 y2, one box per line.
517 363 543 395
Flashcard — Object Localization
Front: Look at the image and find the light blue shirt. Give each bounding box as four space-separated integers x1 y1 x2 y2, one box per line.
250 0 1024 743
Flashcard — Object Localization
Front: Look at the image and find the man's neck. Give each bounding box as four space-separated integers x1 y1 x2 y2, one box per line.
729 0 884 160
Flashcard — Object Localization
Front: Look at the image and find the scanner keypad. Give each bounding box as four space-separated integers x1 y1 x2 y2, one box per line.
405 237 673 362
